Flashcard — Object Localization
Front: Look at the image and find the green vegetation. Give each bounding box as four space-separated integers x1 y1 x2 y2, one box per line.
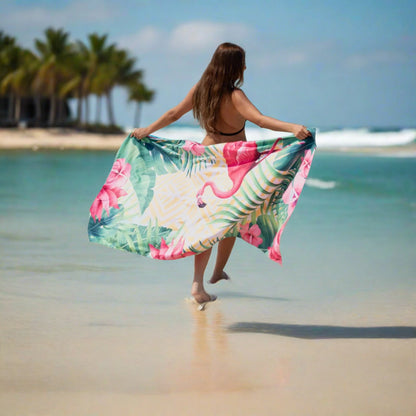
0 28 154 132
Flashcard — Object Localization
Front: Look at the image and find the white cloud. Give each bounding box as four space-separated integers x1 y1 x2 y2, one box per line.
169 21 252 53
4 0 116 31
345 50 408 69
119 20 253 56
118 26 163 53
280 51 309 65
251 40 340 70
252 47 318 70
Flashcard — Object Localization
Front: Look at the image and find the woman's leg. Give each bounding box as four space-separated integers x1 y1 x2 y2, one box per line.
209 237 236 284
192 248 213 302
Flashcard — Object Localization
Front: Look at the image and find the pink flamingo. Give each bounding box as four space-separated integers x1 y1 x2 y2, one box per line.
196 139 281 208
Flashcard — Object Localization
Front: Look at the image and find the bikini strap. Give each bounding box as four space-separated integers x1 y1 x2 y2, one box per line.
218 123 245 136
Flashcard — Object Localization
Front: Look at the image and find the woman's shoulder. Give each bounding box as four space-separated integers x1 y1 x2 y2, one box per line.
231 88 248 104
231 87 244 94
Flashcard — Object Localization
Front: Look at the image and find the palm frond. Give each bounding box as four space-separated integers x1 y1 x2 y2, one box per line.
208 157 296 227
181 149 216 177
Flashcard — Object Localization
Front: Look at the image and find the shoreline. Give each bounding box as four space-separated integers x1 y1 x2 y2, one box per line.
0 128 126 151
1 128 415 156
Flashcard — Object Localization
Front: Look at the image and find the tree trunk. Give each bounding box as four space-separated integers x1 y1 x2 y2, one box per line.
8 94 14 122
48 76 56 126
133 103 142 127
106 90 115 126
58 98 64 124
15 95 21 123
76 86 83 126
48 95 57 126
35 94 42 124
84 96 90 125
96 95 101 124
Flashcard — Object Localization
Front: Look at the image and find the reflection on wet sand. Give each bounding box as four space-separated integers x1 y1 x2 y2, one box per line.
174 304 252 393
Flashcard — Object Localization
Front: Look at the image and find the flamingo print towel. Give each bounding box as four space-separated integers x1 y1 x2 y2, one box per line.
88 130 316 263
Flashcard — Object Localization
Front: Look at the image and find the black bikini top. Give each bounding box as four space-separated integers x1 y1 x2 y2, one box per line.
218 122 245 136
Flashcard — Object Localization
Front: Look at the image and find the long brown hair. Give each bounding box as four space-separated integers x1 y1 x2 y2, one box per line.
193 42 245 134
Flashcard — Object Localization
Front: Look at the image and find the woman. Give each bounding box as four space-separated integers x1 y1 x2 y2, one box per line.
132 42 310 306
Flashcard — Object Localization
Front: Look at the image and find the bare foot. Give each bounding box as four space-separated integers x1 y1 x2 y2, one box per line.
191 282 216 304
191 290 217 304
208 271 230 284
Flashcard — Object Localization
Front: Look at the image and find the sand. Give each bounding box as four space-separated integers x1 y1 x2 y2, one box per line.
1 295 415 416
0 128 126 150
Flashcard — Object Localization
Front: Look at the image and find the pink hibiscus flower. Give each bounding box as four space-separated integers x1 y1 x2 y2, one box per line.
106 158 131 187
268 230 283 264
282 174 306 215
299 149 313 178
183 141 205 156
90 158 131 222
268 244 282 264
240 223 263 247
149 237 191 260
89 185 127 221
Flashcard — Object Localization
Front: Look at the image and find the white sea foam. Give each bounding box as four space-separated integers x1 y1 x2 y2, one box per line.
152 127 206 141
316 128 416 148
306 178 337 189
146 126 416 148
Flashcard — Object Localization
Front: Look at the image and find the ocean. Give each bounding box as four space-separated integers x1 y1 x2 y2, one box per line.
150 124 416 149
1 127 415 414
1 126 415 318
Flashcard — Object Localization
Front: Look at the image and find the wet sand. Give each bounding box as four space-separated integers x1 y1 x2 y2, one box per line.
1 291 415 416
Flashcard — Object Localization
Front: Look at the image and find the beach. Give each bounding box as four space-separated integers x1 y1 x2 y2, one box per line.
1 301 415 415
1 127 415 415
0 127 126 151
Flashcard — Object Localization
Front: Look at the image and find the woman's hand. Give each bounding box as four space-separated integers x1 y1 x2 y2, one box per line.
291 124 311 140
131 127 150 140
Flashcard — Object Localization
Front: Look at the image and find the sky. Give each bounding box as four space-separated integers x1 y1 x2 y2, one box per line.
1 0 415 129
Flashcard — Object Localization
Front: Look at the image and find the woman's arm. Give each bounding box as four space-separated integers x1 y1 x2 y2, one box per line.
132 85 196 139
231 89 311 140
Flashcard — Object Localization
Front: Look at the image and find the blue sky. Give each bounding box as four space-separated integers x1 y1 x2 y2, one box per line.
2 0 415 128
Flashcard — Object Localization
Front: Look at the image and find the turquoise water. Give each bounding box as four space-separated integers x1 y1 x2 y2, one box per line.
0 149 415 324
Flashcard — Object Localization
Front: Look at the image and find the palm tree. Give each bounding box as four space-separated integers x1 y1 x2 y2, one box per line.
57 40 89 126
0 32 19 122
84 33 116 124
0 47 38 123
0 29 155 130
90 63 110 124
33 27 74 125
98 47 142 126
128 82 155 127
64 33 118 126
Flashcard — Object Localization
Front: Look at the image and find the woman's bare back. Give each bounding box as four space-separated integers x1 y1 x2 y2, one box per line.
202 91 246 145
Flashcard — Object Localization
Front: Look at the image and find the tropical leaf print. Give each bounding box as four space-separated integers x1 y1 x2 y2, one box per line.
255 214 279 251
92 219 173 257
211 156 291 227
88 131 317 263
140 136 182 175
207 141 309 250
128 156 155 215
181 142 219 177
88 210 117 239
186 228 238 254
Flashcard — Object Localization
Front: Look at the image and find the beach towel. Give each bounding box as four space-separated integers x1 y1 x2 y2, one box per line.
88 129 316 263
